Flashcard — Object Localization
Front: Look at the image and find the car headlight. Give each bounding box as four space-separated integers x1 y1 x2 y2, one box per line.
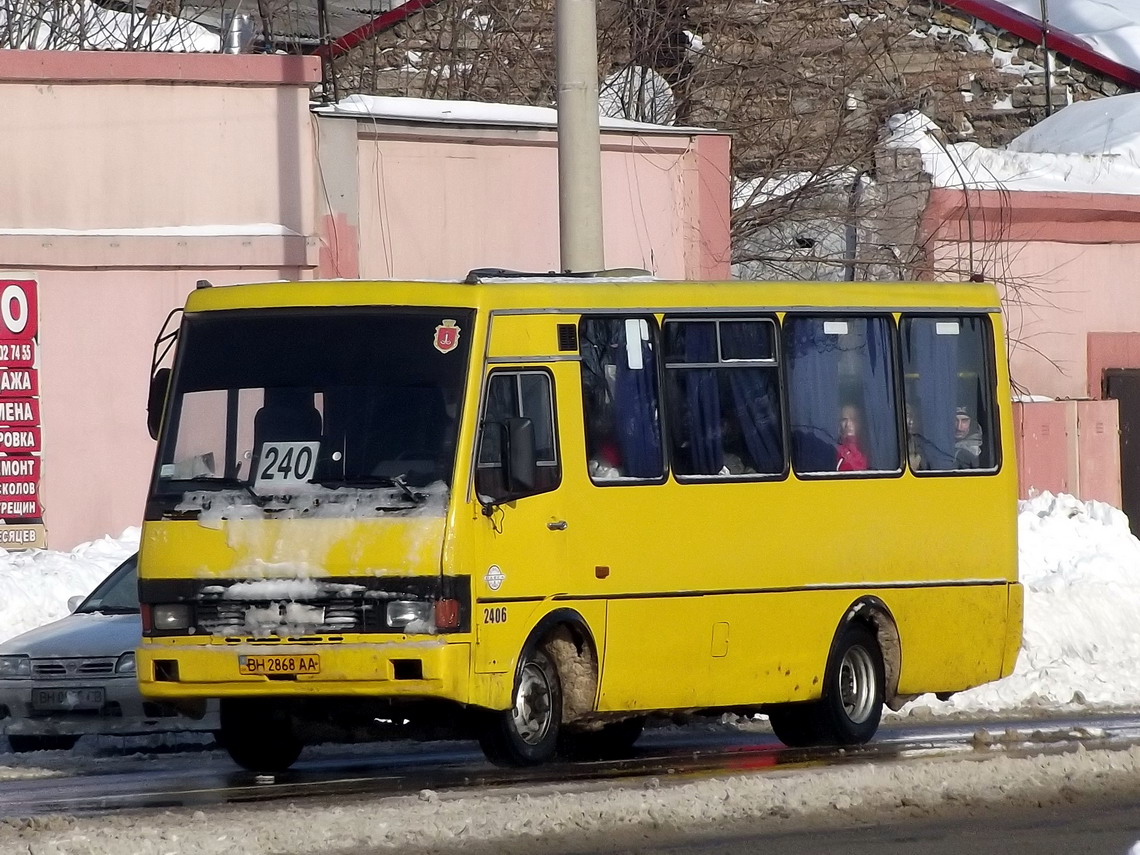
386 600 432 628
0 655 31 678
152 604 193 630
115 652 136 675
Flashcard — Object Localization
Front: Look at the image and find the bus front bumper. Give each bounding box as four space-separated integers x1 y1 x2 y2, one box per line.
137 638 473 703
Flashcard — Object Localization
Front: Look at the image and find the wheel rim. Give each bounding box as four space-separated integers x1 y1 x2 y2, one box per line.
839 644 877 723
512 660 554 745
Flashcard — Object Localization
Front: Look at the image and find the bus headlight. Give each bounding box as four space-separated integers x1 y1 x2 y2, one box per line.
152 604 193 630
386 600 432 628
115 652 137 675
0 655 30 678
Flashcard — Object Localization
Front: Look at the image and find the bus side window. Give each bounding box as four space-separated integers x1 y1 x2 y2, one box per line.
663 317 784 478
579 317 664 483
900 316 998 473
476 370 561 498
784 315 900 476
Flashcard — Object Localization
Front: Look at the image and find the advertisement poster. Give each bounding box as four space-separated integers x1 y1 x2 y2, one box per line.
0 278 44 549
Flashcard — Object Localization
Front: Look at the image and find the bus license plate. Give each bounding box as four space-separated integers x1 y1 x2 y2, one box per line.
31 687 105 711
238 654 320 676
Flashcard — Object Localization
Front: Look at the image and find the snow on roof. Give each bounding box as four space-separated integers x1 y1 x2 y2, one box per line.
315 94 716 134
885 94 1140 195
978 0 1140 80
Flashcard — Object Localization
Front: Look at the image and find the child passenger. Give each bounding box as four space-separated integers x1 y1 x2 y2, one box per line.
836 403 869 471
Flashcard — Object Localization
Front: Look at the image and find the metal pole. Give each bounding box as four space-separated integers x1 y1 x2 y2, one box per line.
1040 0 1052 116
555 0 605 272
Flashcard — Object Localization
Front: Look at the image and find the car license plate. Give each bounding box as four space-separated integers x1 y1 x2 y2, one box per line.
31 687 105 711
238 654 320 676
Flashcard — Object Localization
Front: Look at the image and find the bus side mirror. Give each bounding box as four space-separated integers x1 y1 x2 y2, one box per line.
147 367 171 441
476 417 538 506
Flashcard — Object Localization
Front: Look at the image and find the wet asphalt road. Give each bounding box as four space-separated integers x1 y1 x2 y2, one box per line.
3 712 1140 818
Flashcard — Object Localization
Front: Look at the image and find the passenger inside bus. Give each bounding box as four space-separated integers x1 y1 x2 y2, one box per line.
953 405 983 469
835 403 869 471
905 403 926 471
586 415 623 479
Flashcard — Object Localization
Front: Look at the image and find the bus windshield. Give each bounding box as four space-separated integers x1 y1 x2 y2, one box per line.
151 307 473 504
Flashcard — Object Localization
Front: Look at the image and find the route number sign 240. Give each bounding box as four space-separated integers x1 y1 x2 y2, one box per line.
254 441 320 488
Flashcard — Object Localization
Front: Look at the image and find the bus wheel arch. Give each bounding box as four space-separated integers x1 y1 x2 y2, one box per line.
843 597 906 711
478 608 600 766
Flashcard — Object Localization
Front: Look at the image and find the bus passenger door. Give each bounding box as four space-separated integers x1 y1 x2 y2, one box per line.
472 368 569 672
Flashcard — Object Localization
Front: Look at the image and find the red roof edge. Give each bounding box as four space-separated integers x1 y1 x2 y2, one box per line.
940 0 1140 90
310 0 444 60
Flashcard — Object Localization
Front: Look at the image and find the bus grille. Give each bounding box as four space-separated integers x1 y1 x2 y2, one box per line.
193 600 384 635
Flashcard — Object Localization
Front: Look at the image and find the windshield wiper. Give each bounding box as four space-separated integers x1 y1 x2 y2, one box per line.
78 606 138 615
314 475 426 503
167 477 267 506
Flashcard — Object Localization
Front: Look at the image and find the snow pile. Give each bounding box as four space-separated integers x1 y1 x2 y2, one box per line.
913 491 1140 714
0 528 137 645
884 100 1140 195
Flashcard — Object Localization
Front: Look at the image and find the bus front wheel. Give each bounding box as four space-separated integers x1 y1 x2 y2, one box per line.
479 646 562 766
220 699 303 773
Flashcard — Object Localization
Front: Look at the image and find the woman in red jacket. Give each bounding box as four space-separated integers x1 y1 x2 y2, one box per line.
836 403 869 471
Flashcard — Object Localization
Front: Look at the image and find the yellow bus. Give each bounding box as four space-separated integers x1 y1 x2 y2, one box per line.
137 273 1022 772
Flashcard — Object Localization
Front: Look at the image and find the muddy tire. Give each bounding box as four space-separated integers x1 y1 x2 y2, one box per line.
819 622 884 745
220 699 303 773
767 622 884 748
479 646 562 766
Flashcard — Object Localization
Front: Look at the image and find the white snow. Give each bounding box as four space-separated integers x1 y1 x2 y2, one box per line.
316 93 712 134
885 95 1140 195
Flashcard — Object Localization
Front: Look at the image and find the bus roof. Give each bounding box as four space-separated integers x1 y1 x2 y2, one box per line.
182 278 1001 315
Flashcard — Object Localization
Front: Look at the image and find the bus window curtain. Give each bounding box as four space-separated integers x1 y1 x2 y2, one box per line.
858 319 900 470
614 325 663 478
684 323 722 475
720 322 782 474
727 369 783 474
785 318 840 472
908 320 957 470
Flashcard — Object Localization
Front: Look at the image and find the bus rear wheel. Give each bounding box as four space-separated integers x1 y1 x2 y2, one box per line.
820 622 884 745
767 622 884 748
220 699 303 773
479 646 562 766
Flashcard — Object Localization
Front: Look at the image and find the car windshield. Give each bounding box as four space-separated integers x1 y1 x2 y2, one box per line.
150 307 473 506
74 554 139 615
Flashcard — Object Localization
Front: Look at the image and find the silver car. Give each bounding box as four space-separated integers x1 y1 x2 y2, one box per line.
0 553 219 752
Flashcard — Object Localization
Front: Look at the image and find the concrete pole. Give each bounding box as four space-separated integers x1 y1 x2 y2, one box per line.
555 0 605 272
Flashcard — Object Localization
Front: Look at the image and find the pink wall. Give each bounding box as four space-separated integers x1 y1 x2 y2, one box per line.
0 52 321 548
924 189 1140 399
340 122 731 281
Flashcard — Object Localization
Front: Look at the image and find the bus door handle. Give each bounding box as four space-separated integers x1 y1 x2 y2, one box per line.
547 520 568 531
